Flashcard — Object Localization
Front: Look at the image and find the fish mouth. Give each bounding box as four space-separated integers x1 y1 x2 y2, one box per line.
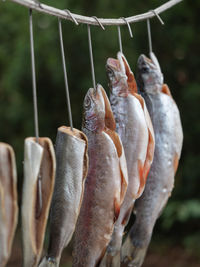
138 54 152 65
149 52 162 73
118 52 137 94
107 58 121 71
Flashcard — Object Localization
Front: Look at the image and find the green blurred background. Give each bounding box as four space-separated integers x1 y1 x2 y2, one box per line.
0 0 199 266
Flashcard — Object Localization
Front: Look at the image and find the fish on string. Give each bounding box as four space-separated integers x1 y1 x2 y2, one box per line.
100 22 155 267
72 23 128 267
0 143 18 267
39 17 89 267
73 84 128 267
121 15 183 267
21 9 56 267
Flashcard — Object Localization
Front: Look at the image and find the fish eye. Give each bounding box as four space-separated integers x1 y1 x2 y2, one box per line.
141 66 149 73
84 95 91 109
107 67 115 77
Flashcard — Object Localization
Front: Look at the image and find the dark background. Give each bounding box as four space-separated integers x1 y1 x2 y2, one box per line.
0 0 200 266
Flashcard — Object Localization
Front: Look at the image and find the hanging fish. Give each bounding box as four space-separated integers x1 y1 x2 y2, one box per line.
0 143 18 267
72 84 128 267
22 137 56 267
39 126 88 267
100 52 155 267
121 53 183 267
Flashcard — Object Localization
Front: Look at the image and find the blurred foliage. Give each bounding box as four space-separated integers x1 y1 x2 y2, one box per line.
0 0 200 254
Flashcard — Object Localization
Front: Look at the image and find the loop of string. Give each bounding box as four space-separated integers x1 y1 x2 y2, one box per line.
92 16 105 30
151 10 165 25
117 26 122 53
58 18 73 131
29 9 39 143
64 9 79 25
121 17 133 38
87 25 96 91
147 19 153 54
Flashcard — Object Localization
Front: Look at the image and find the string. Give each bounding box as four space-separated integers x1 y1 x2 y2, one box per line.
118 26 122 53
9 0 182 26
87 25 96 91
121 17 133 38
147 19 153 54
29 9 43 219
151 10 165 25
29 9 39 142
58 18 73 131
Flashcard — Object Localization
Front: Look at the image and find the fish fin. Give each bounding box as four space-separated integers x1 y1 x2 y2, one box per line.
119 53 138 94
114 197 121 222
173 152 180 174
100 85 116 131
131 95 155 198
161 84 173 98
142 104 155 190
104 129 128 215
104 129 122 158
135 159 145 198
121 205 134 226
119 148 128 204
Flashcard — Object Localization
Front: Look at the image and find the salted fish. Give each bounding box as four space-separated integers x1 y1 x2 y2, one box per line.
39 127 88 267
22 137 56 267
0 143 18 267
121 53 183 267
100 52 155 267
72 84 128 267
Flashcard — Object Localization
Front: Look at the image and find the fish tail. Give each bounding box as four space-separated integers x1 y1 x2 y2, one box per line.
38 256 59 267
99 251 120 267
99 225 124 267
121 235 148 267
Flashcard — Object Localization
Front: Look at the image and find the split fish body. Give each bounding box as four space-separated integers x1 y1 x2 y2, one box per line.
73 84 128 267
39 127 88 267
0 143 18 267
100 53 154 266
22 137 56 267
121 53 183 267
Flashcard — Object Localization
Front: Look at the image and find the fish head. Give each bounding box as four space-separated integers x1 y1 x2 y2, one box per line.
137 53 164 94
83 85 115 132
106 52 137 97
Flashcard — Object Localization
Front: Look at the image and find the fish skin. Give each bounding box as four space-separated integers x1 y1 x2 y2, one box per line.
72 84 128 267
39 127 88 267
100 52 155 267
0 143 18 267
121 53 183 267
22 137 56 267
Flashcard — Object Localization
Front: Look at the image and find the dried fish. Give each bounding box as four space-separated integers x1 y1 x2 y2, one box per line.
121 53 183 267
100 52 155 266
72 84 128 267
39 127 88 267
22 137 56 267
0 143 18 267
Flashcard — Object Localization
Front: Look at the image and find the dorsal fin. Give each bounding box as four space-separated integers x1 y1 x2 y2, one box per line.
121 55 137 95
161 84 173 98
99 86 116 131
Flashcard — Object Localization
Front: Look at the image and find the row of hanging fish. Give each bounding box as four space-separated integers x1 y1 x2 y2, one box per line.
0 52 183 267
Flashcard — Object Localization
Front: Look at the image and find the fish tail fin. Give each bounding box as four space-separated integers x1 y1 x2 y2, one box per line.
99 251 120 267
38 256 59 267
99 225 123 267
121 236 148 267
